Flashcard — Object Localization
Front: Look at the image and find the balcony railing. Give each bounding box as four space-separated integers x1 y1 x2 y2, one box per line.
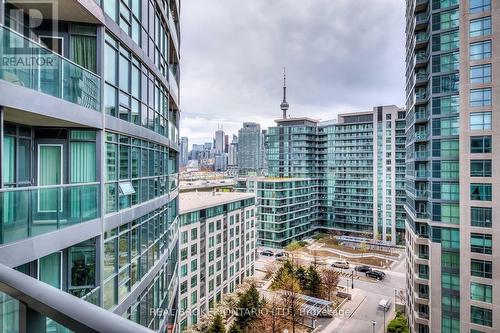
0 263 155 333
0 25 101 111
0 183 100 245
415 131 429 140
168 66 179 103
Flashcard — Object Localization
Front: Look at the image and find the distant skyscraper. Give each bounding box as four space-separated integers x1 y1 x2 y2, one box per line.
215 127 225 154
238 123 264 175
228 135 238 167
180 136 189 166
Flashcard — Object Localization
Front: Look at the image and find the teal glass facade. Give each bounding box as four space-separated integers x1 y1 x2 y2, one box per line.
0 0 181 332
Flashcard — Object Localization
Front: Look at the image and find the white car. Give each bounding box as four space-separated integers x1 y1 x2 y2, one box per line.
378 299 392 312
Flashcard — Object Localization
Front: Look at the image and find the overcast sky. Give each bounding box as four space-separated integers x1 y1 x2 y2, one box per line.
179 0 406 146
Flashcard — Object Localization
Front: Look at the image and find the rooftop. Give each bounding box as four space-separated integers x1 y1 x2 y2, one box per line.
179 191 255 214
237 176 312 182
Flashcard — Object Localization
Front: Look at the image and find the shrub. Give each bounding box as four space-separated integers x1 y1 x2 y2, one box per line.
387 312 409 333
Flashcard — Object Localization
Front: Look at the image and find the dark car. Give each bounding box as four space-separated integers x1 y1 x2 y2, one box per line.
274 252 286 258
366 270 386 280
260 250 274 257
355 265 372 273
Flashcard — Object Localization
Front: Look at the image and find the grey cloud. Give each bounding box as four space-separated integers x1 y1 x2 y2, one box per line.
180 0 405 145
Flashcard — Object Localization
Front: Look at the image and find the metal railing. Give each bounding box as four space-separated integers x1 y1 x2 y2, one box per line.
0 262 155 333
0 25 101 111
0 183 100 245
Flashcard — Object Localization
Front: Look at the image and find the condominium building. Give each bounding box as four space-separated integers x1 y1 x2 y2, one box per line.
180 137 189 167
236 177 317 248
0 0 180 332
178 192 256 330
238 122 265 175
321 106 406 244
405 0 498 331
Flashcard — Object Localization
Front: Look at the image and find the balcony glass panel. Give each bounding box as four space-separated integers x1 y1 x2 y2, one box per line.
0 26 101 111
0 183 100 245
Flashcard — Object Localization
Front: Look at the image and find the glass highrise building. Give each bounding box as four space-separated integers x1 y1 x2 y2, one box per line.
322 106 406 244
405 0 497 331
0 0 180 331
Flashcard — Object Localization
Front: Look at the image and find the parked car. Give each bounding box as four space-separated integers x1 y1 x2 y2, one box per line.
332 261 350 269
355 265 372 273
276 256 288 262
260 250 274 257
274 252 287 258
378 298 392 311
366 270 386 280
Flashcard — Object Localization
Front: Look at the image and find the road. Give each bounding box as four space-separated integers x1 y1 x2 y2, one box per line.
255 249 406 333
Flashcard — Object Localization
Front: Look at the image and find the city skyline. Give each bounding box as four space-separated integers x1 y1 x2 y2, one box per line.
180 0 406 145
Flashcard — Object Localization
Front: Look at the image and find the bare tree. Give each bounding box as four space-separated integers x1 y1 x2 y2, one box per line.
280 272 302 333
262 294 287 333
322 269 340 301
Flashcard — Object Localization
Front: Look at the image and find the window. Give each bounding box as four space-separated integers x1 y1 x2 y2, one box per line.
471 306 492 327
470 17 491 37
470 88 492 107
432 9 459 30
441 228 460 249
471 207 492 228
432 117 458 136
471 259 492 278
471 283 492 303
432 182 459 200
470 0 491 13
432 95 459 115
433 139 459 158
442 272 460 290
471 183 492 201
432 52 459 73
470 64 491 84
432 31 459 52
470 40 492 60
470 112 492 130
432 74 459 93
471 136 492 153
471 233 492 254
432 0 459 10
470 160 492 177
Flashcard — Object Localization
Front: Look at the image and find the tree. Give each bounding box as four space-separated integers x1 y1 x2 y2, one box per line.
236 283 264 328
322 269 340 301
207 314 226 333
227 324 243 333
387 312 410 333
359 241 368 258
280 272 302 333
307 265 322 297
295 266 308 290
262 294 287 333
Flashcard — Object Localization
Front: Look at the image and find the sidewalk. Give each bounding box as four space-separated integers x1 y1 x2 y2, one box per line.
315 289 367 332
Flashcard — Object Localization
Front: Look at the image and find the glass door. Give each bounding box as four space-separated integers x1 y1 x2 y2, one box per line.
37 144 63 213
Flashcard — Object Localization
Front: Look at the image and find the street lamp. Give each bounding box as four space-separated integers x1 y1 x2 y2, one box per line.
372 321 376 333
351 269 354 289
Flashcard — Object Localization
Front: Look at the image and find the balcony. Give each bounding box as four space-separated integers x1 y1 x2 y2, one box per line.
415 110 429 122
415 151 429 159
415 52 429 67
0 183 100 245
415 32 429 47
168 66 179 104
415 0 429 11
0 26 100 111
415 12 429 29
415 131 429 141
0 263 154 333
